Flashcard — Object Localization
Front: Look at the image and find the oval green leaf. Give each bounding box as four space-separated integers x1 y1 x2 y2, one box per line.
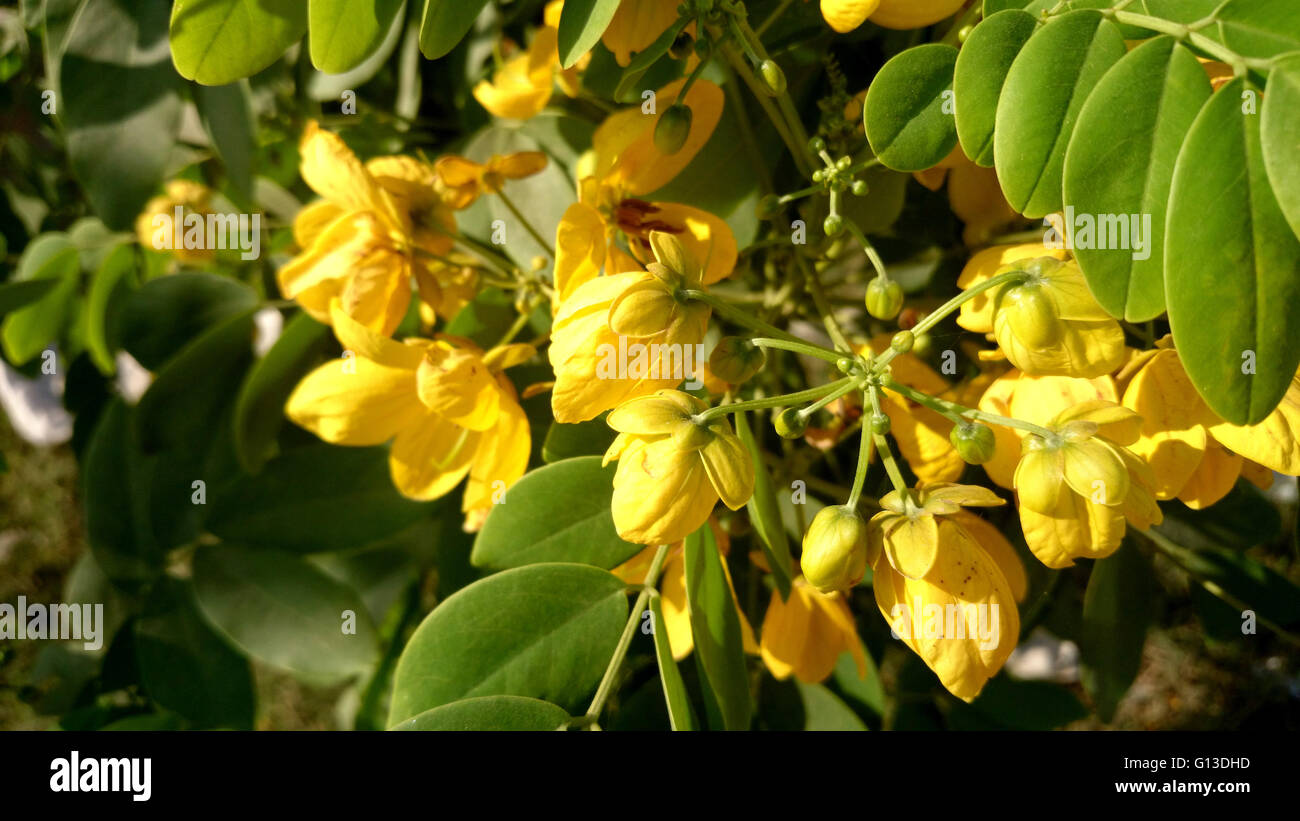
388 563 628 725
418 0 490 60
471 456 641 571
864 43 959 173
734 410 792 599
954 9 1038 168
683 522 752 730
1166 76 1300 425
1262 53 1300 243
170 0 308 85
649 593 696 731
309 0 405 74
558 0 620 69
995 10 1126 218
1080 537 1154 722
1063 37 1211 322
193 544 379 678
117 272 259 369
0 233 80 364
393 695 572 730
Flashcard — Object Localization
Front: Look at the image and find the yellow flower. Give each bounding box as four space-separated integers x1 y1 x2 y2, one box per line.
135 180 216 263
434 151 549 210
612 522 757 660
602 0 683 66
554 78 735 305
868 483 1023 701
1122 340 1297 508
549 231 711 423
473 28 559 121
278 124 459 335
285 302 532 514
959 249 1125 378
819 0 965 34
602 390 755 545
761 577 867 683
1011 400 1161 568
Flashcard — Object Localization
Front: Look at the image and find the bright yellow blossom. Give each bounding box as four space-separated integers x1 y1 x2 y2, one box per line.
958 248 1125 378
136 180 216 263
868 483 1022 702
285 302 532 515
1011 400 1161 568
277 124 459 335
554 78 735 305
602 0 683 66
819 0 966 34
602 390 755 545
761 577 868 683
434 151 549 210
1122 341 1296 508
550 231 711 423
473 2 591 121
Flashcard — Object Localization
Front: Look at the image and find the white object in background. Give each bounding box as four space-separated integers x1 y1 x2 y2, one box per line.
252 307 284 357
114 351 153 405
0 348 73 445
1005 627 1081 683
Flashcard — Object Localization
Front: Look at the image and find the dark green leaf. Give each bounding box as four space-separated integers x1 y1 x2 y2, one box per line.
1154 481 1282 553
1080 538 1155 721
195 80 255 199
995 10 1126 217
209 444 432 553
1262 53 1300 242
734 410 792 599
1156 536 1300 630
0 279 58 318
471 456 641 570
1063 37 1211 321
418 0 490 60
796 682 868 731
1166 76 1300 424
193 544 379 678
393 695 572 730
117 272 259 369
968 676 1089 729
649 593 696 731
388 563 628 724
683 522 752 730
170 0 307 85
83 242 136 374
557 0 620 69
954 9 1038 168
541 415 617 462
0 233 79 364
864 44 959 173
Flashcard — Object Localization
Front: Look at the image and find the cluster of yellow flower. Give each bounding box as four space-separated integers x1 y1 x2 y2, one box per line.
139 0 1300 705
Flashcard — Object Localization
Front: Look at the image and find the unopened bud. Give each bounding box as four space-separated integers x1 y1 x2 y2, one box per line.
774 407 807 439
823 214 844 237
1000 282 1061 348
669 31 695 60
654 104 692 155
865 276 903 320
709 336 767 384
869 413 891 436
801 505 869 593
759 59 786 96
851 179 869 196
950 422 996 464
891 330 914 353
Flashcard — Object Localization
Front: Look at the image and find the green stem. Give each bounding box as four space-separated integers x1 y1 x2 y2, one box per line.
846 399 876 510
798 256 853 353
494 188 556 259
585 541 672 724
1109 10 1274 74
883 378 1057 439
722 44 813 178
694 378 855 424
800 378 859 418
755 0 795 37
750 337 843 365
723 63 773 194
844 218 888 281
680 288 804 344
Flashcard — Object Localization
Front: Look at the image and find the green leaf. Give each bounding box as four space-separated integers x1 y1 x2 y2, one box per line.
610 18 689 103
0 233 79 364
134 310 256 453
418 0 489 60
471 456 641 571
683 522 752 730
954 9 1038 168
308 0 405 74
795 682 868 731
734 410 792 599
1203 0 1300 61
466 125 571 267
967 676 1089 729
542 415 617 462
557 0 619 69
0 279 58 318
135 579 255 728
209 444 432 553
1155 536 1300 630
193 544 379 678
170 0 308 85
994 10 1126 218
60 0 183 230
648 593 696 731
388 563 628 724
1080 538 1155 721
117 272 259 369
864 43 959 173
1166 76 1300 425
393 695 572 730
830 650 885 721
83 243 136 374
1262 53 1300 242
1063 37 1211 322
195 80 255 199
232 311 332 473
1154 481 1282 553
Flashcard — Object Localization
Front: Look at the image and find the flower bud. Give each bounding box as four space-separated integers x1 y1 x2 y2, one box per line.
809 136 827 154
654 104 693 155
801 505 869 593
851 179 869 196
865 276 903 320
669 31 695 60
709 336 766 384
1000 282 1061 348
836 356 856 375
891 330 914 353
870 413 891 436
759 59 786 96
950 422 996 464
823 214 844 237
774 407 807 439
